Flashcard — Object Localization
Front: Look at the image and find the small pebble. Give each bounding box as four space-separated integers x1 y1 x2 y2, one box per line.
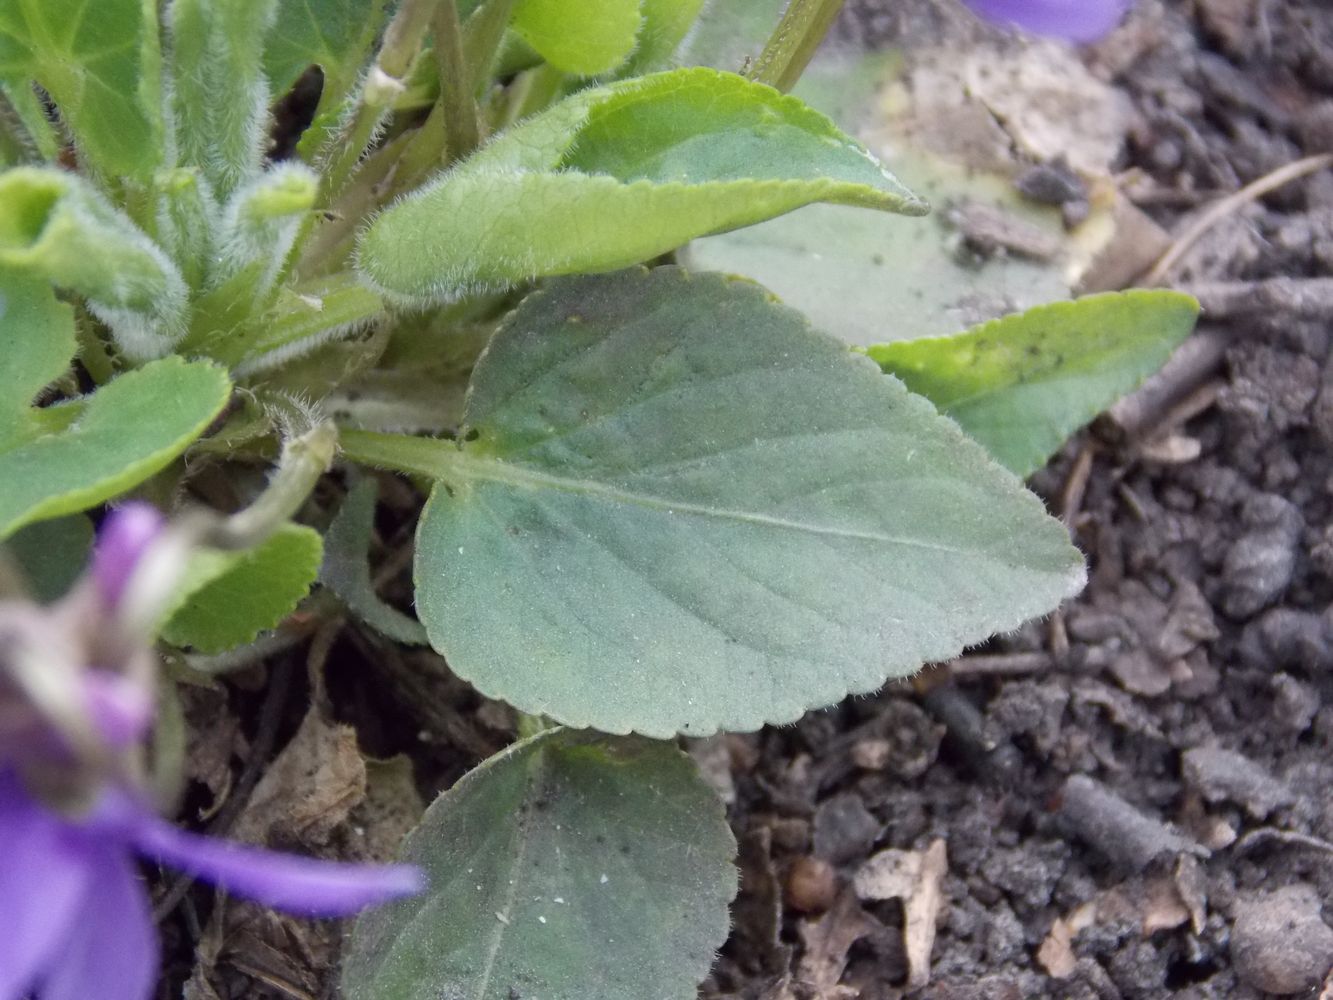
784 856 837 914
1231 885 1333 995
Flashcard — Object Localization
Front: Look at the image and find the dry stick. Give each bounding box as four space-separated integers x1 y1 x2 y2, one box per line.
1104 325 1235 440
1184 276 1333 318
947 651 1052 679
1142 153 1333 286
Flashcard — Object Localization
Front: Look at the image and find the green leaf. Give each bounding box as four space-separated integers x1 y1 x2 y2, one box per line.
0 0 163 178
265 0 390 156
685 52 1072 346
622 0 706 74
4 513 92 601
512 0 642 76
161 523 323 653
321 476 428 645
867 291 1201 477
0 270 75 448
358 67 925 302
342 727 737 1000
341 268 1084 737
0 357 231 539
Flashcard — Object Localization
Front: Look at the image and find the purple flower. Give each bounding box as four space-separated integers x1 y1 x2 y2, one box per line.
1 772 424 1000
1 504 426 1000
964 0 1132 41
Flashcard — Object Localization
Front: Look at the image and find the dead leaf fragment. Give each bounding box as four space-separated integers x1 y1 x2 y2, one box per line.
796 888 879 996
853 839 948 989
1038 901 1097 978
231 708 366 847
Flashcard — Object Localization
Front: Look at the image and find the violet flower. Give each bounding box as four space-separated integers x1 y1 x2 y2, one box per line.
1 503 424 1000
964 0 1132 41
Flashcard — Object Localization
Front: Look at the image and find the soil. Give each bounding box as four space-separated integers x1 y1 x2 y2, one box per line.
165 2 1333 998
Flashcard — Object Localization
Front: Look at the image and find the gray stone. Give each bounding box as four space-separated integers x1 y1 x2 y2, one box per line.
1231 884 1333 995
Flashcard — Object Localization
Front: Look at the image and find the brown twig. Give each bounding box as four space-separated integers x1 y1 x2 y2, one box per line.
1103 326 1235 441
1143 153 1333 286
1185 276 1333 318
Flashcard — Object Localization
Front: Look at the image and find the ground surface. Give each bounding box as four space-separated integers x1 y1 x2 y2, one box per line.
167 2 1333 997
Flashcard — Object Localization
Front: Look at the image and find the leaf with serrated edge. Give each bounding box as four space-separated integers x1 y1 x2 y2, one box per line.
162 523 323 654
342 268 1084 737
867 291 1201 477
0 357 231 539
342 727 737 1000
358 67 925 302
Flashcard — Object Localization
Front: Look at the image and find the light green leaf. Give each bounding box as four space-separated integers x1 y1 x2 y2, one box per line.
622 0 706 73
341 268 1084 737
161 523 323 653
867 291 1201 477
4 514 92 601
0 270 75 448
321 476 428 645
342 727 737 1000
0 357 231 539
0 0 162 178
512 0 642 76
358 67 926 302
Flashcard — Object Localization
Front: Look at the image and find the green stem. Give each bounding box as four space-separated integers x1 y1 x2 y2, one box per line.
748 0 846 93
463 0 521 97
339 427 461 480
434 0 481 165
205 421 339 550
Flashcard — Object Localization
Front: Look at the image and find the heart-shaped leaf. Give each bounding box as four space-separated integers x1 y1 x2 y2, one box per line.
0 0 163 178
867 290 1201 476
0 357 231 539
358 68 926 302
342 727 737 1000
341 268 1084 737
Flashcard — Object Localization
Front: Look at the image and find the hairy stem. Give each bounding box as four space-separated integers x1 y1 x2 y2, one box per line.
749 0 846 93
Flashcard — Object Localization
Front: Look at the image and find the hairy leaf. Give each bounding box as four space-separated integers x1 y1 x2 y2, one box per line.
342 268 1084 737
867 291 1201 476
0 0 162 178
0 357 231 539
162 523 323 653
622 0 707 73
358 67 925 302
0 271 75 448
513 0 642 76
342 727 736 1000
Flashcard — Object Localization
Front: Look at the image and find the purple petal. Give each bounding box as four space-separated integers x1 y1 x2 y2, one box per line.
127 807 425 917
36 843 159 1000
0 773 92 1000
82 671 153 747
965 0 1131 41
91 503 165 610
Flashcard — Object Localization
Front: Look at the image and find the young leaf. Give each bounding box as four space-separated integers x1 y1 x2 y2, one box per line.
320 476 428 645
161 523 323 653
341 268 1084 738
0 0 163 179
867 291 1201 477
0 357 231 539
0 271 75 448
0 167 189 360
342 727 737 1000
512 0 642 76
357 67 926 302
